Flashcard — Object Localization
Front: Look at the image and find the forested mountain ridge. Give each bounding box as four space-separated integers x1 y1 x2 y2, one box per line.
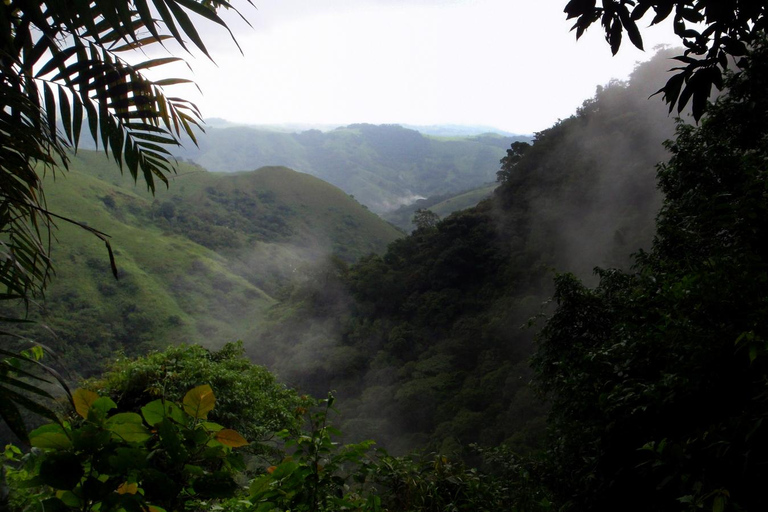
4 152 401 377
171 123 530 213
247 49 686 454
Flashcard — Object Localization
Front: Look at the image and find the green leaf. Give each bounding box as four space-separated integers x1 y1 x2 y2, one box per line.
88 396 118 423
142 399 185 426
183 385 215 419
58 491 82 507
106 412 152 443
44 83 57 138
713 495 725 512
29 423 71 450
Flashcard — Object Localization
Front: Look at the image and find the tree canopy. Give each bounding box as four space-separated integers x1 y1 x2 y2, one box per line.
533 41 768 511
564 0 766 119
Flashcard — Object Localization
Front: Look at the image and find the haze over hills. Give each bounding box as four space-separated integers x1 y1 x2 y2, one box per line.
171 123 531 213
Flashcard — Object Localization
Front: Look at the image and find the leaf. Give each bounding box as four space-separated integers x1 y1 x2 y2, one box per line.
182 385 215 419
43 83 57 138
29 423 71 449
56 491 82 507
0 393 30 444
59 86 72 143
713 495 725 512
106 412 152 443
88 396 118 423
73 388 100 419
214 429 249 448
619 5 643 51
142 399 185 426
117 482 139 495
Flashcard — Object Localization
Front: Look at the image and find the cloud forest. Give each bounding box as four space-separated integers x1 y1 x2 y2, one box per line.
1 1 767 511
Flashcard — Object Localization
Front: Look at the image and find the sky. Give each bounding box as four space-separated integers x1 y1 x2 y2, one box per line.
155 0 679 135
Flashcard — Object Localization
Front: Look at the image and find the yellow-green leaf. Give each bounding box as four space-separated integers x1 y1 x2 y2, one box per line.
214 429 248 448
182 385 215 419
117 482 139 495
73 388 99 419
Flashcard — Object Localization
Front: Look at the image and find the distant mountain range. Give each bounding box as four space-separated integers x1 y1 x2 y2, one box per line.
202 119 523 138
171 123 531 213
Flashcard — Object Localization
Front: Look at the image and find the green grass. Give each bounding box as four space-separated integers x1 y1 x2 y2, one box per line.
16 151 401 376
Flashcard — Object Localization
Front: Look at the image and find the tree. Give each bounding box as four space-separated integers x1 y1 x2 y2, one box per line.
412 209 440 230
1 0 251 440
564 0 766 119
86 342 308 448
496 141 530 184
533 43 768 512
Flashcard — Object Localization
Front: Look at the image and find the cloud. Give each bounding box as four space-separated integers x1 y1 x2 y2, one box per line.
145 0 680 134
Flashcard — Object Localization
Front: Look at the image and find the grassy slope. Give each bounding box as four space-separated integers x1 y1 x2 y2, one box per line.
18 151 400 377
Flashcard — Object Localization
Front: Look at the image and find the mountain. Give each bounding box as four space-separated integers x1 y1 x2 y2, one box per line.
7 151 401 377
172 123 531 213
244 48 686 454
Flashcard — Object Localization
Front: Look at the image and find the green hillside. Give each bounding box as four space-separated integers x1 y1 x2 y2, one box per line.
173 124 530 213
8 152 401 377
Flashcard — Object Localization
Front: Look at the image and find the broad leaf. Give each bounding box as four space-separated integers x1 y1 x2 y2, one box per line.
106 412 152 443
183 385 215 419
214 429 248 448
73 388 100 419
29 423 71 450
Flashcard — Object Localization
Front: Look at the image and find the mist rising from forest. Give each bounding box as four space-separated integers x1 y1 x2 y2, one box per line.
236 48 695 451
517 47 686 283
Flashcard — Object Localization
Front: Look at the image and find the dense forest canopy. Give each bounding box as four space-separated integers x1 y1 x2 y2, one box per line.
2 1 768 511
533 42 768 512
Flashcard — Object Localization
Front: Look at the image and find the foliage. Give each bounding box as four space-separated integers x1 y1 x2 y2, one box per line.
248 393 377 512
532 43 768 512
1 0 250 449
563 0 765 119
252 51 678 454
247 394 541 512
4 385 248 511
0 344 70 444
411 210 440 231
85 343 309 448
0 154 402 391
496 141 530 184
1 0 248 305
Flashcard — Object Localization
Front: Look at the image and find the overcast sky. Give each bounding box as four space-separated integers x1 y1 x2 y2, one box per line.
159 0 679 134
